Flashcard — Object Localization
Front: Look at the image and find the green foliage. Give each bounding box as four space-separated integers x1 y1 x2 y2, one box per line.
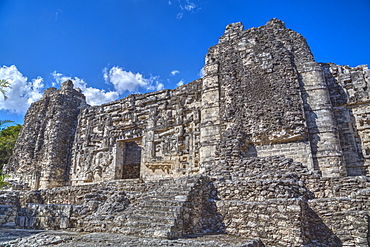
0 79 10 100
0 120 14 130
0 171 10 188
0 124 22 171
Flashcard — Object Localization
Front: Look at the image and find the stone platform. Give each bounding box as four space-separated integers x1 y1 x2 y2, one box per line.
0 230 262 247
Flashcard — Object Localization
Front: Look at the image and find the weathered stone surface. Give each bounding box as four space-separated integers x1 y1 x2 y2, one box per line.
4 80 88 189
70 80 202 184
5 19 370 186
1 19 370 246
205 155 370 246
0 230 263 247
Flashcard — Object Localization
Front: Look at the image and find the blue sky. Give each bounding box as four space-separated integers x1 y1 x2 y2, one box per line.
0 0 369 125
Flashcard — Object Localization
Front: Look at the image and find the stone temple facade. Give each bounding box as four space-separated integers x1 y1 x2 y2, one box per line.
1 19 370 246
5 19 370 188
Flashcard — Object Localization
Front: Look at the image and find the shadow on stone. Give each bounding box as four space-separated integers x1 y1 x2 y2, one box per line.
182 177 226 237
303 205 342 246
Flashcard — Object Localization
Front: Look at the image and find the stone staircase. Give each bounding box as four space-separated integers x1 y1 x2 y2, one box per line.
111 176 199 239
0 191 20 228
14 176 206 239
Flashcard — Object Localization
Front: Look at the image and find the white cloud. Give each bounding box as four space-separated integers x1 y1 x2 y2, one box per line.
55 9 62 22
180 0 199 12
173 0 200 19
52 71 119 106
102 67 109 83
176 80 185 87
103 66 164 93
156 82 165 91
82 88 119 106
167 0 203 19
199 67 205 78
184 2 196 11
171 70 180 76
0 64 165 115
0 64 164 114
176 13 183 20
0 65 44 113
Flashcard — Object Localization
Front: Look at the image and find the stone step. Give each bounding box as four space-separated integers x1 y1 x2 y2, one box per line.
19 203 73 218
137 200 185 208
117 187 147 193
137 204 184 213
123 219 175 230
140 194 189 202
77 219 113 228
154 178 198 185
145 188 191 195
133 209 180 218
117 184 193 195
126 214 177 224
149 182 196 189
153 182 195 188
114 225 176 239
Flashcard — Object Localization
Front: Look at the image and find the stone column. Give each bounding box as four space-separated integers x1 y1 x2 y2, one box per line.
299 62 346 177
199 58 221 172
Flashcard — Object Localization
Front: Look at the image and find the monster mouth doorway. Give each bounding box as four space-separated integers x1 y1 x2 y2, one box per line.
115 138 142 179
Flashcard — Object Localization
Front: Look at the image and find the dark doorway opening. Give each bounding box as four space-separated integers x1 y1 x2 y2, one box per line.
115 139 141 179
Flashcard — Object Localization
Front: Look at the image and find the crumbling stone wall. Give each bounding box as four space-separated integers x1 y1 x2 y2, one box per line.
207 156 370 246
211 20 310 167
303 176 370 246
4 80 88 189
209 19 348 178
206 156 313 245
0 191 20 227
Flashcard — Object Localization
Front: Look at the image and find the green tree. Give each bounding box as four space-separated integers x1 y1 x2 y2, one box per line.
0 79 10 100
0 120 14 130
0 172 10 188
0 124 22 171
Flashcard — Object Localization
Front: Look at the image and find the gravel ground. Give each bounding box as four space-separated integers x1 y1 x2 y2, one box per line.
0 229 262 247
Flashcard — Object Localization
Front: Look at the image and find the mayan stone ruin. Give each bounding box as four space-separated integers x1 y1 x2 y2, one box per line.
1 19 370 246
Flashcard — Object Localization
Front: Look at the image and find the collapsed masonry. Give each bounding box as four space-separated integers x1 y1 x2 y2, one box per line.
1 19 370 246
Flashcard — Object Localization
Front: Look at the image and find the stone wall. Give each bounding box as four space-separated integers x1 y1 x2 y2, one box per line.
250 141 313 168
2 18 370 246
2 157 370 246
306 198 369 246
5 18 370 188
206 156 370 246
0 191 20 227
4 80 88 189
216 199 305 245
299 62 346 177
213 20 309 164
71 79 202 185
324 63 370 175
205 156 312 245
209 19 348 178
